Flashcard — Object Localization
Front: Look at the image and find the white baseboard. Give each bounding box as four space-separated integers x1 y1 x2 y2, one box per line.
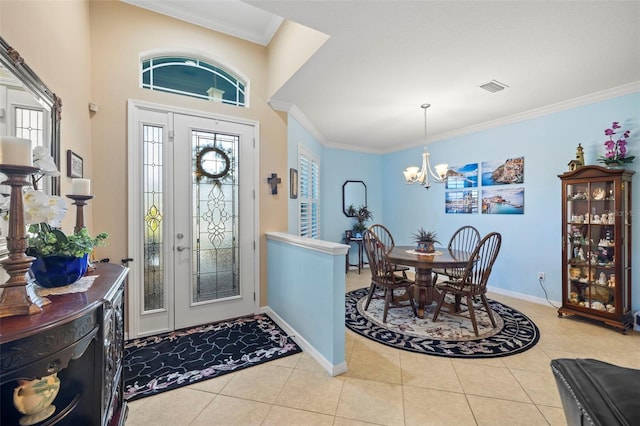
261 306 348 376
487 285 561 308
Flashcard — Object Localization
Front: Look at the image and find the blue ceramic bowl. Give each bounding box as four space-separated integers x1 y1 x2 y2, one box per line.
30 254 89 288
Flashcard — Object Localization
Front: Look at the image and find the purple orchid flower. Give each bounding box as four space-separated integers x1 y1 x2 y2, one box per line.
598 121 634 166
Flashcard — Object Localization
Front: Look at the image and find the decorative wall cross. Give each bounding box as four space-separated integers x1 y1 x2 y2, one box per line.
267 173 281 195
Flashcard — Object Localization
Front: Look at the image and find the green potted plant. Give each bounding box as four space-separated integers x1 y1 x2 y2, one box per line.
347 204 373 237
24 189 108 288
412 227 440 253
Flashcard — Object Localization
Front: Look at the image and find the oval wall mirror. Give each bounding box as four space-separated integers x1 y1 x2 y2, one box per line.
342 180 367 217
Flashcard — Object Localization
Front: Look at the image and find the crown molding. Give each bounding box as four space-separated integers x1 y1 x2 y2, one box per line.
268 99 327 145
272 81 640 154
323 141 386 154
122 0 282 46
269 100 386 154
427 81 640 147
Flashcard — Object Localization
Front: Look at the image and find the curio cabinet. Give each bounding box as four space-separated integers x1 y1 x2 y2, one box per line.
558 165 633 332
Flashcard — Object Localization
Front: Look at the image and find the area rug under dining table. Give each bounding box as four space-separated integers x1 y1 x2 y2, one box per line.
345 287 540 358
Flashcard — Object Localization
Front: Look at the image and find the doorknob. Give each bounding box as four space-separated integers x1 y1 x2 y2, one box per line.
176 245 189 252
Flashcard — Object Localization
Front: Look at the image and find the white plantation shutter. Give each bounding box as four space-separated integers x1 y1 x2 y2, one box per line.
298 147 320 238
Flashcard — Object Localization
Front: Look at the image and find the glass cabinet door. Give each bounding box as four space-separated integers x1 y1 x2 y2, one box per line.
565 179 616 313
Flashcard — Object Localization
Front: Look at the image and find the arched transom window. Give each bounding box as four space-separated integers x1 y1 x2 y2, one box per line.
141 56 246 107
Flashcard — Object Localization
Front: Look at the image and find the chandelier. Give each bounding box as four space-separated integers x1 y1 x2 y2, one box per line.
402 103 448 189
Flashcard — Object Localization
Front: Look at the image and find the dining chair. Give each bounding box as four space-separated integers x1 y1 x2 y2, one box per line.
432 225 480 283
432 232 502 336
368 224 410 278
362 229 417 323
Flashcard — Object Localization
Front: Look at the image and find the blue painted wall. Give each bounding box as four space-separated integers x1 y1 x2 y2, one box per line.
323 149 383 264
287 117 324 235
288 92 640 312
267 236 346 367
288 116 383 265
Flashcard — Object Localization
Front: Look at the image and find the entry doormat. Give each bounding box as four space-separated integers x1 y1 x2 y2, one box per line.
346 288 540 359
123 314 302 401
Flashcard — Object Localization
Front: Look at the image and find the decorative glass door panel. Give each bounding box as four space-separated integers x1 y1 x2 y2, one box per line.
191 131 239 303
143 124 165 312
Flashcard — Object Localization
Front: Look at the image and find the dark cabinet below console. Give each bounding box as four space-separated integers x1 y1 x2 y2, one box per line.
0 263 129 425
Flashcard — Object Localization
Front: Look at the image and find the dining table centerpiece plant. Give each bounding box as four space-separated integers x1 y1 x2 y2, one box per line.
597 121 634 167
412 227 440 253
347 204 373 237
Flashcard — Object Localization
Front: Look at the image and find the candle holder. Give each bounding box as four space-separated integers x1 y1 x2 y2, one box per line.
66 194 94 233
0 164 42 318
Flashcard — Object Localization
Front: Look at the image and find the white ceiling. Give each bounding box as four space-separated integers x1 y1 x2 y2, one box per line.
122 0 640 153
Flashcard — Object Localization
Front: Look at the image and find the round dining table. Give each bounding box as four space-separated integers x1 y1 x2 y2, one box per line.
387 246 471 318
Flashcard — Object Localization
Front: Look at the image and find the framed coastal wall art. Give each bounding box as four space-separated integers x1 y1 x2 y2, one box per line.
444 163 479 214
481 187 524 214
481 157 524 186
445 189 479 214
445 157 525 214
445 163 479 189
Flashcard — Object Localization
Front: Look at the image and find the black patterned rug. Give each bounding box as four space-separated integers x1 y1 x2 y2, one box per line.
346 288 540 358
123 314 302 401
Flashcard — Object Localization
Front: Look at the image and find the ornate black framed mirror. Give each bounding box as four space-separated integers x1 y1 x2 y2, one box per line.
342 180 367 217
0 36 61 195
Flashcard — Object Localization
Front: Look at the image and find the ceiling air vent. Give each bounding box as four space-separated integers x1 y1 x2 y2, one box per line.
480 80 509 93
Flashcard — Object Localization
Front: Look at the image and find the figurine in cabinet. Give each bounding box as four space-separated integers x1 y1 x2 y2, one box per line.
597 246 613 263
598 272 607 285
608 275 616 288
570 267 581 279
13 374 60 425
569 292 579 304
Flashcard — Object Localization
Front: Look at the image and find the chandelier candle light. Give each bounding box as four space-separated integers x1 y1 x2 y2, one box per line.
403 104 448 189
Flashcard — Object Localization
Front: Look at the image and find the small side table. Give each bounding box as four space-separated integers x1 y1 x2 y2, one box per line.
345 237 367 274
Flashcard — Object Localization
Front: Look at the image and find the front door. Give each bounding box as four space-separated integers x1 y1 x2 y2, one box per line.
127 101 258 338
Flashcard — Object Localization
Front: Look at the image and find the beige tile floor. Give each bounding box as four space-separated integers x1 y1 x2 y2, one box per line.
126 270 640 425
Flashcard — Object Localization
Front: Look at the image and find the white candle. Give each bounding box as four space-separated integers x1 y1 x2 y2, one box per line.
72 178 91 195
0 136 32 166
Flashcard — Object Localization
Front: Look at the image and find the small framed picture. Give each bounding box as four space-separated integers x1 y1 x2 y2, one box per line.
290 168 298 199
345 230 353 240
67 150 83 178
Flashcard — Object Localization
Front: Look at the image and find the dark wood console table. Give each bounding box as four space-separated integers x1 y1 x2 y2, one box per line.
0 263 129 425
345 237 368 274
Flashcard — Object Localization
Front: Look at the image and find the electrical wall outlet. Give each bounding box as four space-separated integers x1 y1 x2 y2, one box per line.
538 272 545 281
